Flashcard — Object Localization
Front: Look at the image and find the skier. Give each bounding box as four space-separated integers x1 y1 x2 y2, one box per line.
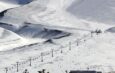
65 70 68 73
23 69 29 73
42 69 46 73
38 71 42 73
95 29 102 35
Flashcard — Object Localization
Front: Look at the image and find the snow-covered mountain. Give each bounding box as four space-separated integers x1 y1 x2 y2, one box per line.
0 0 78 51
0 0 114 55
0 0 114 53
0 0 115 73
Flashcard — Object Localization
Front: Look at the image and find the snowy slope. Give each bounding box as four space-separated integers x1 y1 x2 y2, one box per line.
0 27 25 51
0 0 114 52
25 33 115 73
0 22 71 51
16 33 115 73
0 0 34 12
106 27 115 33
0 0 114 51
1 0 115 30
0 0 81 28
1 32 115 73
67 0 115 25
0 0 115 73
0 1 19 12
0 0 81 51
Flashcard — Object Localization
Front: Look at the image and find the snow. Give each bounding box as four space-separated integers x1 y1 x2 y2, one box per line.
1 32 115 73
0 29 44 51
106 27 115 33
0 0 115 73
0 0 93 51
0 1 19 12
47 0 75 10
67 0 115 25
0 0 34 12
0 26 70 51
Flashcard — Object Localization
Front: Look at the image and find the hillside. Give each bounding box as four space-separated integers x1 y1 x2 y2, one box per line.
67 0 115 25
0 0 114 55
0 0 34 12
0 0 115 73
0 1 19 12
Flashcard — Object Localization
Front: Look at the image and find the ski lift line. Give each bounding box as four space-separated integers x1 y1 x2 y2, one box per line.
1 31 101 73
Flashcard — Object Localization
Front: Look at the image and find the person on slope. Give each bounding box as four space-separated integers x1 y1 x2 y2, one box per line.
23 69 29 73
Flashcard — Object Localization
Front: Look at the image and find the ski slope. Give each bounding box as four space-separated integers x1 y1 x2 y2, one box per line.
0 0 115 73
16 33 115 73
1 31 115 73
